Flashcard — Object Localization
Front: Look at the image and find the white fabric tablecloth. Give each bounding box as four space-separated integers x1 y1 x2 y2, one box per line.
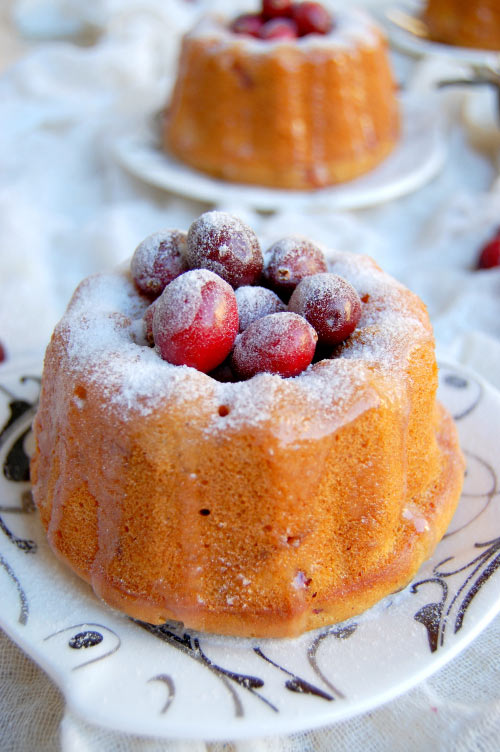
1 1 500 749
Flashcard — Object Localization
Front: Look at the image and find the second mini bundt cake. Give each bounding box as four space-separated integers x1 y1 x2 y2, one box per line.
423 0 500 51
164 2 400 189
31 213 464 638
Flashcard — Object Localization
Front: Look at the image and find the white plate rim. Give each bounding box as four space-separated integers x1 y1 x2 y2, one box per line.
111 95 446 212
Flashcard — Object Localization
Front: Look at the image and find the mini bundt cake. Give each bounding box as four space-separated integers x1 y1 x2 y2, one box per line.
423 0 500 51
164 2 400 189
31 213 464 638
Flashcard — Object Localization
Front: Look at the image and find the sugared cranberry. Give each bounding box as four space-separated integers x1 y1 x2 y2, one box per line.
262 0 293 19
235 285 286 332
143 300 157 345
263 236 327 297
131 230 188 298
259 17 298 39
153 270 238 373
292 2 334 36
186 212 263 288
0 341 6 363
231 312 317 379
288 273 361 345
477 233 500 269
231 13 265 37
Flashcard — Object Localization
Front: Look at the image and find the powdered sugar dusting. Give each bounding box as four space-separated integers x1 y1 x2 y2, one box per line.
54 271 213 416
185 211 263 288
289 272 358 316
189 8 381 54
130 229 187 296
235 285 287 331
51 248 433 441
242 311 311 343
265 235 327 291
267 234 322 259
232 312 317 379
131 230 176 275
190 210 233 244
153 268 217 338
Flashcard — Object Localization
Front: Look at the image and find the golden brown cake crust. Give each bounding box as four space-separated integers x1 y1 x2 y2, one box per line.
164 9 400 190
30 250 465 638
423 0 500 50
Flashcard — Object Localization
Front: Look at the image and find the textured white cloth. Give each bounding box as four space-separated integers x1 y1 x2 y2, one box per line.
1 0 500 749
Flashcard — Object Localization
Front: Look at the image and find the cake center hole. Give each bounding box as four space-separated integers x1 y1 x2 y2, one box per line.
199 508 211 516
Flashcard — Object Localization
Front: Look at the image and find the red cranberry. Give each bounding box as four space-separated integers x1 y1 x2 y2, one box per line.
477 233 500 269
143 300 157 345
0 341 6 363
262 0 293 19
231 13 264 37
263 236 327 297
288 273 361 345
259 17 298 39
292 2 334 36
235 285 286 332
153 270 238 373
186 212 263 288
231 312 317 379
131 230 188 298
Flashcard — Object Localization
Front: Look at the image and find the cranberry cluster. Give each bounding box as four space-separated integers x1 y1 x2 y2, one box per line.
230 1 334 41
131 212 362 380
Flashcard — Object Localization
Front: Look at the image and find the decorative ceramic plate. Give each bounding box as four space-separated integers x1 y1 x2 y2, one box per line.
112 96 445 212
1 359 499 741
382 2 500 65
